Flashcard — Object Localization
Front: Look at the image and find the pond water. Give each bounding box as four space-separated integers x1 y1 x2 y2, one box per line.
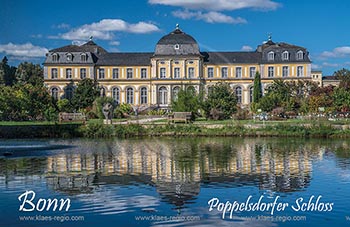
0 137 349 227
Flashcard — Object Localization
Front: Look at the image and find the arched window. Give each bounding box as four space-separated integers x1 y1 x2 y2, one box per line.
126 87 134 104
80 53 87 62
66 53 73 61
249 87 254 103
172 86 180 101
235 87 242 104
65 86 74 100
296 50 304 60
51 87 59 100
282 51 289 60
100 87 106 97
140 87 147 104
158 86 168 105
52 53 59 62
112 87 120 104
187 85 195 93
267 51 274 61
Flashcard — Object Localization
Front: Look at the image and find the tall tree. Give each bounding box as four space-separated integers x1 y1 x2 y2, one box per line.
253 71 262 103
15 62 43 86
71 78 100 111
202 82 237 120
0 56 17 86
171 87 200 114
334 68 350 89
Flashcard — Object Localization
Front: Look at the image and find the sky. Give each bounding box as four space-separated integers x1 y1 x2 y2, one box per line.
1 0 350 75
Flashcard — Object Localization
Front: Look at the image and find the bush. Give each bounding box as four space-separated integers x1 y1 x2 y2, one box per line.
114 103 133 118
93 97 116 119
57 99 74 112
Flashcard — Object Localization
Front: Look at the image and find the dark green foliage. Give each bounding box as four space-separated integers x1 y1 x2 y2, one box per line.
0 56 17 86
93 97 117 119
253 72 262 103
202 82 237 120
15 62 43 86
171 88 200 118
71 79 99 111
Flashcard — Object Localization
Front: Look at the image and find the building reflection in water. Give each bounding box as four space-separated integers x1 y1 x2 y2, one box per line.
1 138 344 208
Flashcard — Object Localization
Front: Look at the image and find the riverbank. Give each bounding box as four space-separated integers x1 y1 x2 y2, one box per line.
1 120 350 139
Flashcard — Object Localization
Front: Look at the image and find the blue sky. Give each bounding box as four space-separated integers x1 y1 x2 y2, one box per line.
1 0 350 75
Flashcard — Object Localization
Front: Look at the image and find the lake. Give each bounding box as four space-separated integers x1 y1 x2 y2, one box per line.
0 137 349 227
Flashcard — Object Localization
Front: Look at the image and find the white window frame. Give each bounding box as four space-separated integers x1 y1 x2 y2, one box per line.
221 67 228 78
99 68 105 79
51 68 58 79
282 51 289 61
236 67 242 78
208 67 214 78
297 66 304 77
188 67 195 78
66 68 72 79
268 51 275 61
249 67 256 78
127 68 133 79
268 66 274 78
80 68 86 79
112 68 119 79
141 68 147 79
160 67 166 79
174 67 180 79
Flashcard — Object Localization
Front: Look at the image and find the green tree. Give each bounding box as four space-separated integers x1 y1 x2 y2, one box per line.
332 87 350 111
334 68 350 89
253 72 262 103
71 78 100 111
202 82 237 120
15 62 43 86
0 56 17 86
171 88 200 114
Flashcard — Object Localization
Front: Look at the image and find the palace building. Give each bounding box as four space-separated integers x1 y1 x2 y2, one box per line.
44 25 317 108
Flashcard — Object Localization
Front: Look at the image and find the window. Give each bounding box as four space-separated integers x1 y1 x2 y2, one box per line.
221 67 228 78
160 68 166 78
282 66 289 77
297 51 304 60
208 67 214 78
127 68 133 79
141 68 147 79
51 68 58 79
268 66 274 78
188 67 195 78
235 87 242 104
236 67 242 78
80 68 86 79
249 87 254 103
140 87 147 104
51 87 59 100
80 54 87 62
249 67 256 78
52 53 59 62
66 53 73 61
100 87 106 97
268 51 274 61
158 86 168 105
174 44 180 50
174 67 180 79
66 68 72 79
126 87 134 104
112 68 119 79
172 86 180 101
297 66 304 77
112 87 120 104
65 87 74 100
282 51 289 61
99 68 105 79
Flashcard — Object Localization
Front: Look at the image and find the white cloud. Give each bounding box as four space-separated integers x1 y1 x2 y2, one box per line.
311 64 322 70
55 19 160 41
30 34 43 39
0 43 48 58
109 41 120 46
149 0 280 11
57 23 70 29
172 10 246 24
320 46 350 58
322 62 339 67
241 45 253 51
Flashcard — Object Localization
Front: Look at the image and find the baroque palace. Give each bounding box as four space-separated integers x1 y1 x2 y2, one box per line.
44 24 321 108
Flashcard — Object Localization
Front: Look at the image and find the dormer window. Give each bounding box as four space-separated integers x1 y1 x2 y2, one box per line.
282 51 289 61
174 44 180 50
296 50 304 60
80 53 87 62
66 53 73 61
52 53 59 62
267 51 274 61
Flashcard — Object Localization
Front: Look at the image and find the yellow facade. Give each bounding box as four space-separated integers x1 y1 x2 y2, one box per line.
44 26 315 107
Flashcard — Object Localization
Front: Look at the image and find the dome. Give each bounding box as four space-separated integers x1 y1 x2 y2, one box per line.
154 25 200 56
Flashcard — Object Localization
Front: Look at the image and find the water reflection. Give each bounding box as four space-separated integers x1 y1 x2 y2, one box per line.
2 138 348 210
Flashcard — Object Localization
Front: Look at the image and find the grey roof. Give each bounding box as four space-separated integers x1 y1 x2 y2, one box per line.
202 52 262 64
323 76 339 80
154 28 200 56
44 52 97 64
258 41 311 63
50 41 107 54
96 53 153 66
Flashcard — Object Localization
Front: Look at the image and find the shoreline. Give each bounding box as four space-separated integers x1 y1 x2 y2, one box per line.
1 121 350 139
